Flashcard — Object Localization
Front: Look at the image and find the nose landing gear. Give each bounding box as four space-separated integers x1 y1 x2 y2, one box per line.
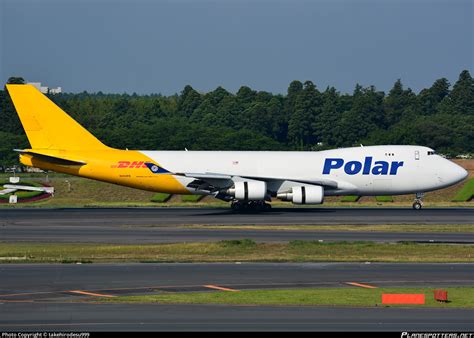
412 192 424 210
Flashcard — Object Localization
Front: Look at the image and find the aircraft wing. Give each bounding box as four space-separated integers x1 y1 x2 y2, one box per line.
184 174 340 196
178 173 234 191
144 162 339 191
232 174 338 188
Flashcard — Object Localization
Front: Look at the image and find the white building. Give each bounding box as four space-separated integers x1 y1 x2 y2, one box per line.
49 86 62 94
27 82 62 94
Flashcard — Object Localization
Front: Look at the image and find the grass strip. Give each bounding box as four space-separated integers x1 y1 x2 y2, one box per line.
100 287 474 308
0 241 472 263
452 178 474 202
340 195 360 202
375 196 394 202
150 193 172 203
181 195 205 202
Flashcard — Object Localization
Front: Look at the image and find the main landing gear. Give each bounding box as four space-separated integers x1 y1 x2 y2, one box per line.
231 200 272 212
412 192 424 210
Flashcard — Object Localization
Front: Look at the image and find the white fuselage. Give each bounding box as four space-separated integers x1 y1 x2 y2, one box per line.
141 145 468 196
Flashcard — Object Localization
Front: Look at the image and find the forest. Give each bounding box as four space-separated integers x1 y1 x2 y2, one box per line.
0 70 473 166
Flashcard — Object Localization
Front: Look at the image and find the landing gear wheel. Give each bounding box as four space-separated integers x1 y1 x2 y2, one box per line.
231 201 242 212
231 200 271 212
253 202 264 212
412 192 424 210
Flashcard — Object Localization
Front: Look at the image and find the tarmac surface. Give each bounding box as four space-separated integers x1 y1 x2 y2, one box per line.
2 207 474 225
1 208 473 331
0 207 473 243
2 302 472 331
1 263 473 331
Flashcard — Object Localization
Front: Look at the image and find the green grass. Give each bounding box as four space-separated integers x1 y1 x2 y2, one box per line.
375 196 394 202
101 287 474 308
0 241 472 263
452 178 474 202
219 239 257 247
0 176 159 207
340 195 360 202
150 193 172 203
181 194 205 202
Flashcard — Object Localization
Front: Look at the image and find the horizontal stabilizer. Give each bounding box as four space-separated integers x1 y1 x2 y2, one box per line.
15 149 86 166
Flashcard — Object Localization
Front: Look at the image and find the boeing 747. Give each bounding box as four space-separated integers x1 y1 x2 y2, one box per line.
5 84 468 210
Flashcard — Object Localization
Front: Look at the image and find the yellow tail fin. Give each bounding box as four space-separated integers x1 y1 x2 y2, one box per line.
6 84 109 150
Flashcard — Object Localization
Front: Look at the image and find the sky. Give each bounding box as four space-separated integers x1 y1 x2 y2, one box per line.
1 0 472 95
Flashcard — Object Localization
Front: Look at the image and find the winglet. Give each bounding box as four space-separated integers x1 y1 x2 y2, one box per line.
144 162 173 174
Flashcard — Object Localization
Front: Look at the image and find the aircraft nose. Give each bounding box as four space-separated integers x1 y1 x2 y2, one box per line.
449 162 468 184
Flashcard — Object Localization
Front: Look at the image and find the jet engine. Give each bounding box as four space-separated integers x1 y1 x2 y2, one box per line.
277 185 324 204
227 181 267 200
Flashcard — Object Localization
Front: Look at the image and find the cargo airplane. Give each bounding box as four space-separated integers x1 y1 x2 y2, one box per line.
5 84 468 210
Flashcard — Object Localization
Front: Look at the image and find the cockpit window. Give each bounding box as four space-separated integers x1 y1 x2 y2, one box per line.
427 151 436 155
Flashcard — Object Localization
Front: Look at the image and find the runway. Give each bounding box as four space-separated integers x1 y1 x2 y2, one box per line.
2 207 473 225
2 263 472 295
1 263 473 331
2 303 472 331
1 208 473 331
1 207 473 243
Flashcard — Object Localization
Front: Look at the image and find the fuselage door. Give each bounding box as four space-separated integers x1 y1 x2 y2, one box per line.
415 150 420 160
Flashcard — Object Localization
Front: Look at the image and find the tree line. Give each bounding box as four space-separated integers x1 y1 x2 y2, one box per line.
1 70 473 166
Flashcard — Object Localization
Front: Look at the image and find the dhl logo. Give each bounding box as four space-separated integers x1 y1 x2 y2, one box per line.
111 161 148 169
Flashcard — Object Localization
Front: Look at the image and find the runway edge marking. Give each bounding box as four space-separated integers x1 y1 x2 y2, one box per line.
345 282 378 289
69 290 116 298
203 285 240 292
